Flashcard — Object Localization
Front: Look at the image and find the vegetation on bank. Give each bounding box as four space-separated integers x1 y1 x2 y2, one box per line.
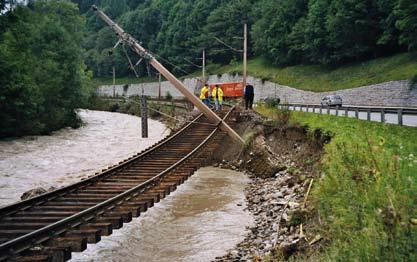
87 95 186 129
257 106 417 261
91 76 158 87
0 1 91 138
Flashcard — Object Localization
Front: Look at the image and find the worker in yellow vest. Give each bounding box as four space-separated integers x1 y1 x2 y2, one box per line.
200 84 210 106
212 84 224 111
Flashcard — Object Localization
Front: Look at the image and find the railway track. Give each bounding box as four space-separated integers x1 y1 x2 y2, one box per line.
0 107 237 261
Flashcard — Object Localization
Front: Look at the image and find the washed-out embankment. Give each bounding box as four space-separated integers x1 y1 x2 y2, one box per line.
87 95 330 260
204 108 329 260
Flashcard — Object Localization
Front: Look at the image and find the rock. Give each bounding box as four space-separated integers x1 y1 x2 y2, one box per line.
230 250 239 257
288 202 300 209
279 241 299 259
20 186 56 201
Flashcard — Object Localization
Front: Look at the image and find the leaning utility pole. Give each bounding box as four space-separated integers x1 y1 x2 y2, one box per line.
92 5 243 144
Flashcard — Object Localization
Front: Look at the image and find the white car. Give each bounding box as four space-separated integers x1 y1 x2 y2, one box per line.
321 95 342 106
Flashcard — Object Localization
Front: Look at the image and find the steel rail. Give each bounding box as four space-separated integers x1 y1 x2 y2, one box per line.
0 106 235 260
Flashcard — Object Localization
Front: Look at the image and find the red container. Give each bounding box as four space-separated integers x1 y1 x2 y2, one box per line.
209 82 244 98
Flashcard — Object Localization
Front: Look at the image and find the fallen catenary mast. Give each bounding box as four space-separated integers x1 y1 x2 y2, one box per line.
92 5 244 144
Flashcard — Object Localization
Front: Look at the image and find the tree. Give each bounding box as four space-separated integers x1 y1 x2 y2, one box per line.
396 0 417 51
252 0 308 65
0 0 91 137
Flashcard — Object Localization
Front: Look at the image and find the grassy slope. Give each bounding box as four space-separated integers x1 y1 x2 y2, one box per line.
257 106 417 261
93 53 417 92
213 53 417 92
92 76 158 87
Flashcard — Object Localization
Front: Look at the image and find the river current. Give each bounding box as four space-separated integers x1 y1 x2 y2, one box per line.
0 109 252 261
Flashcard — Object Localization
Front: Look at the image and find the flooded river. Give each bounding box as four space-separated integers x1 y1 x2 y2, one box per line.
0 110 253 261
72 167 252 262
0 109 169 207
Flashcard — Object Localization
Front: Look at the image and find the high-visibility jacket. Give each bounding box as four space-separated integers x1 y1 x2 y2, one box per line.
200 86 209 100
212 87 224 102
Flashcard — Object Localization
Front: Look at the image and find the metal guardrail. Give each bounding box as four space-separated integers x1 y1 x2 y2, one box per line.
277 103 417 126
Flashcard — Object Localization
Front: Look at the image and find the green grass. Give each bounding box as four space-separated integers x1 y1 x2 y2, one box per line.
211 53 417 92
257 106 417 261
91 76 158 87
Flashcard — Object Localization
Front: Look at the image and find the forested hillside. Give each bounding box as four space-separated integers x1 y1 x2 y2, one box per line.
0 0 90 138
75 0 416 79
1 0 416 137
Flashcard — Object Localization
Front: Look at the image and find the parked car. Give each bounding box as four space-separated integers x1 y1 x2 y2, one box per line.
321 95 342 106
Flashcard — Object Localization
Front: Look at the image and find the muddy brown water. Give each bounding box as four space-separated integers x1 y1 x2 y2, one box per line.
0 110 253 261
0 109 169 207
71 167 252 262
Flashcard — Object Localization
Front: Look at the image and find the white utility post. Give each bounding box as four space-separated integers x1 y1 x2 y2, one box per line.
243 23 248 89
202 49 206 85
92 5 244 144
112 64 116 97
158 73 161 99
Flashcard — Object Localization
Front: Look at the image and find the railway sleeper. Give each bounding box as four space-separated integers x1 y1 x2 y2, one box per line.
102 210 132 223
0 229 36 239
77 189 126 194
0 217 63 223
12 211 76 217
30 206 89 212
10 254 51 262
19 246 72 262
65 228 101 244
44 236 87 253
146 188 170 199
95 217 123 230
79 222 112 236
110 205 141 218
0 222 51 230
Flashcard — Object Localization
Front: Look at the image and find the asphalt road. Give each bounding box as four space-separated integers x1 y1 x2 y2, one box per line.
289 106 417 127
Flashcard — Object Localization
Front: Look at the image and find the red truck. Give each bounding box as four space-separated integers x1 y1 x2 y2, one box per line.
209 82 244 98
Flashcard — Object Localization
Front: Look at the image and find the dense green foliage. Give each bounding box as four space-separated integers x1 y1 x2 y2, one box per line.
75 0 416 79
0 1 91 138
257 106 417 261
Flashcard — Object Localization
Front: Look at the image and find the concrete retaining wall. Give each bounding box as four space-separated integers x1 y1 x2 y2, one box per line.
96 74 417 107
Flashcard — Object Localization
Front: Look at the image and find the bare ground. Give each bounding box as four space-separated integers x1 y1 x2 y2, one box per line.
209 108 330 261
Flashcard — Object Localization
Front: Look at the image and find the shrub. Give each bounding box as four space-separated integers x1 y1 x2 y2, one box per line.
165 91 173 101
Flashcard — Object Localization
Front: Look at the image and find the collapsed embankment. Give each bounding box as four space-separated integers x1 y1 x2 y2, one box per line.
209 108 330 261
